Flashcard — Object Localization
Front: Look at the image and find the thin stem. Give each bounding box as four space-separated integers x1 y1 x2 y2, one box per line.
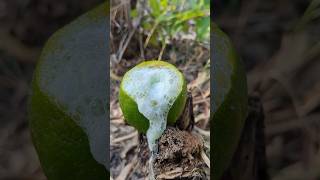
144 21 160 48
158 42 167 60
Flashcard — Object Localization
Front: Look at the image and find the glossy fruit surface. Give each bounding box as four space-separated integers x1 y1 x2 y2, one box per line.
212 23 248 180
29 2 109 179
119 60 187 133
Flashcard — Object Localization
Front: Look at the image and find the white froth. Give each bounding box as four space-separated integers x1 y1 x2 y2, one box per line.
123 66 182 151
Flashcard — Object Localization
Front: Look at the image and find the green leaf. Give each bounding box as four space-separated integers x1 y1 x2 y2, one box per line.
160 0 168 10
142 21 153 31
143 0 210 45
149 0 161 16
156 12 176 23
174 9 207 26
130 9 138 18
196 16 210 41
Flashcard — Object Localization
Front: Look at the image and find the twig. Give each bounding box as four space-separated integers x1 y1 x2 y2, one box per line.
115 155 138 180
111 119 125 125
144 21 160 48
193 126 210 137
139 33 145 60
111 0 130 12
158 42 167 60
157 168 183 179
117 29 136 62
195 113 209 123
201 150 210 168
112 131 138 144
110 71 122 81
111 115 124 120
120 136 138 158
193 97 210 105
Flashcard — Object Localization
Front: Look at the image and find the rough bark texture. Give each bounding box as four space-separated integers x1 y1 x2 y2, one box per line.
135 93 208 179
176 92 194 131
135 95 268 180
137 128 207 179
222 95 269 180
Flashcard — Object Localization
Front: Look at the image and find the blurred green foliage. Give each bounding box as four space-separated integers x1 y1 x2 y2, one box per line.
132 0 210 48
295 0 320 31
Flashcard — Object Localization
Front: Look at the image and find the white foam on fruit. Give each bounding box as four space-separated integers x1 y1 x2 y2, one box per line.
123 66 182 152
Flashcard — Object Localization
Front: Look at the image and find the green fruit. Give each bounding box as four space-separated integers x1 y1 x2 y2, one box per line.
119 60 187 133
29 2 109 179
212 23 248 180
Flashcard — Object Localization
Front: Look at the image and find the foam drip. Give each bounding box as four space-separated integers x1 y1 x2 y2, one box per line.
123 66 182 178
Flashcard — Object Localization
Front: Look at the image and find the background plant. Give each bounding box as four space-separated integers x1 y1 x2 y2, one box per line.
132 0 210 59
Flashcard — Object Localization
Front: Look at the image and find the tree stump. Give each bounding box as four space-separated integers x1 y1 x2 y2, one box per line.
134 94 268 180
137 128 207 179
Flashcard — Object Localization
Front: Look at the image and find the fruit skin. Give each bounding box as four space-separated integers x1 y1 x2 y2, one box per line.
29 2 109 179
119 60 187 133
212 23 248 180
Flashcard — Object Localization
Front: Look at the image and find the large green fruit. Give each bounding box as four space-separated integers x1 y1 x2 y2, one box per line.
29 2 109 179
119 60 187 133
212 23 248 180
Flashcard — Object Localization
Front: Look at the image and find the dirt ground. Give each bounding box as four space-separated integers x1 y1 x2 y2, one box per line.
0 0 320 179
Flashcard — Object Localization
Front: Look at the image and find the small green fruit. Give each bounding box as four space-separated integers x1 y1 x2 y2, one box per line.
212 23 248 180
119 60 187 133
